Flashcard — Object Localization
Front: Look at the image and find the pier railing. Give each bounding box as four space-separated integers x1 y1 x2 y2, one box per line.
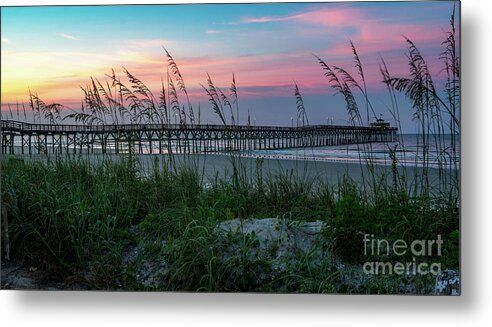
1 120 383 133
1 119 397 155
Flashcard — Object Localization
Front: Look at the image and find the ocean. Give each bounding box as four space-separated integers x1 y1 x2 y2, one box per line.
242 134 460 168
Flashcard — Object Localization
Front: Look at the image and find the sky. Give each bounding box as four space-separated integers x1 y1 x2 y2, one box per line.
1 1 460 131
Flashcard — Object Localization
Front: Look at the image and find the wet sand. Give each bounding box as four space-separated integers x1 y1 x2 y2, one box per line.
161 153 445 187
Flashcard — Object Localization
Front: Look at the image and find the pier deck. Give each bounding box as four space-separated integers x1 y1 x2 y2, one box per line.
1 120 397 155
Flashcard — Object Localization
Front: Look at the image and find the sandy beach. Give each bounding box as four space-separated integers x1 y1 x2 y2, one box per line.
12 152 446 189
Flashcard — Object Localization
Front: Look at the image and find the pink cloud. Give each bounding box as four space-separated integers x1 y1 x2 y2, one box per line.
294 7 362 26
3 6 456 110
235 7 451 59
1 50 325 107
1 40 448 111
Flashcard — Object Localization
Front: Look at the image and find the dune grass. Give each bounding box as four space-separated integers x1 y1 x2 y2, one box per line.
1 154 459 292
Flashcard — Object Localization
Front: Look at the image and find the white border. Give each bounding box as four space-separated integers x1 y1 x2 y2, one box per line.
1 0 491 326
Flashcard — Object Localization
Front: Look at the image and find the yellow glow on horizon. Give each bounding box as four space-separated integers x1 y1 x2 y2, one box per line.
1 48 168 106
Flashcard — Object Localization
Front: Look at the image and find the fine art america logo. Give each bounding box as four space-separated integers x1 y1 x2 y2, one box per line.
363 234 443 276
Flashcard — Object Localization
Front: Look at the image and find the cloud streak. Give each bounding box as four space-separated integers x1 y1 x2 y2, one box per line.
205 30 223 35
228 7 359 25
58 33 80 41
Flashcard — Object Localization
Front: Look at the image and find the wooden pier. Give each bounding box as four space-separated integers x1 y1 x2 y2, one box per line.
1 120 397 155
